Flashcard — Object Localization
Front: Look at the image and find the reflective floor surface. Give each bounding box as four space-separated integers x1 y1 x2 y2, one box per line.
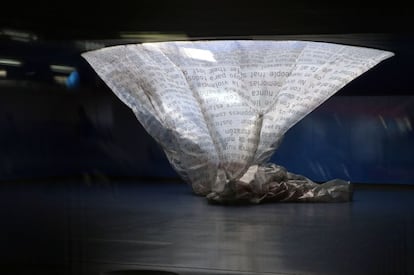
1 180 413 275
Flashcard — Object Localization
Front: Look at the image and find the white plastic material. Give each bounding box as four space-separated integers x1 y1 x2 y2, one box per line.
82 40 393 203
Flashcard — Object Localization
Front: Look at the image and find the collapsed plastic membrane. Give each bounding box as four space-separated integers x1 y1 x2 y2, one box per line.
82 40 393 203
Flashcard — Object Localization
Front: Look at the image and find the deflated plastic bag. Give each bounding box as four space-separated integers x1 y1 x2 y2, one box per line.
82 40 393 203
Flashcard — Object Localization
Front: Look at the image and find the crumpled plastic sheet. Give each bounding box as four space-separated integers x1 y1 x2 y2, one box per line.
207 164 352 204
82 40 393 204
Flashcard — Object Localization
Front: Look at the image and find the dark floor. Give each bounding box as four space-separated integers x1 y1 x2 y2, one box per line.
1 179 413 275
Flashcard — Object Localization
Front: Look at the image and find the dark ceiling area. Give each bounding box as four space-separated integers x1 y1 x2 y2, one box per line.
0 1 413 96
1 1 413 39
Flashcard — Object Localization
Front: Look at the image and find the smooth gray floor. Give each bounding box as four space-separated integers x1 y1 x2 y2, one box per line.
1 180 413 275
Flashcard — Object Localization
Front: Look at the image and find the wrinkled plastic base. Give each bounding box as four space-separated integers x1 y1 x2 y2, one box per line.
206 164 352 204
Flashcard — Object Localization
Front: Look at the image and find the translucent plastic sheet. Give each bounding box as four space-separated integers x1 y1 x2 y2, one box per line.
82 40 393 203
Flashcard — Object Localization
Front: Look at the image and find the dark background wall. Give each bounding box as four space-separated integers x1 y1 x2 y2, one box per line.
0 1 413 184
0 81 413 184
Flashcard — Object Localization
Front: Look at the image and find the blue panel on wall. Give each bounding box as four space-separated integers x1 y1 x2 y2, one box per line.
272 96 414 184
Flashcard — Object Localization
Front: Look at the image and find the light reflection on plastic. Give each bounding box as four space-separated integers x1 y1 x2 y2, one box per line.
0 69 6 78
180 48 216 62
200 88 242 106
